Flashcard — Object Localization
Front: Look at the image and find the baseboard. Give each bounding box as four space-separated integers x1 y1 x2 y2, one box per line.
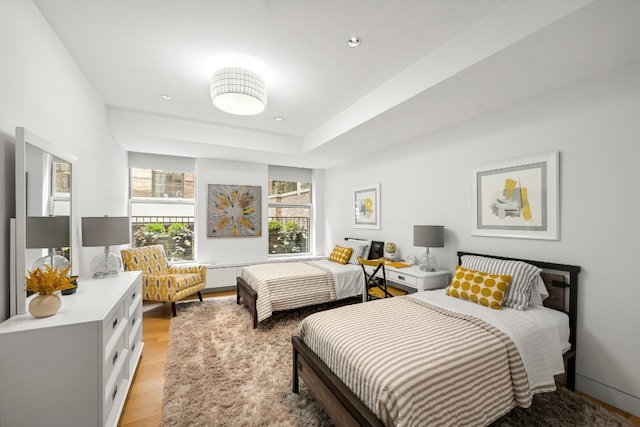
202 286 235 294
576 374 640 417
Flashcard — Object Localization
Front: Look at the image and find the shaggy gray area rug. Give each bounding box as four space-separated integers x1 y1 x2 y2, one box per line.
161 297 632 427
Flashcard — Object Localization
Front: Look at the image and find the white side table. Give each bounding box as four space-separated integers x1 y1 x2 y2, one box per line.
363 264 450 301
385 265 450 292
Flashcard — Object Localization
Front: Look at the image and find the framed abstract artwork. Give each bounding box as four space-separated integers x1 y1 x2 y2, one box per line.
472 151 559 240
207 184 261 237
354 183 380 229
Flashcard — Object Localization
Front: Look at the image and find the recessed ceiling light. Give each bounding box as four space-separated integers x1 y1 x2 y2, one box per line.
161 94 172 100
275 116 283 121
346 36 361 48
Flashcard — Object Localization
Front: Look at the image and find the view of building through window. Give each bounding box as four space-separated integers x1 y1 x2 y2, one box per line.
51 157 71 216
130 168 195 261
268 180 311 255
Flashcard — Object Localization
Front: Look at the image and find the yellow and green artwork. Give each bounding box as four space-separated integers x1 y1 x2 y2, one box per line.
207 184 261 237
472 151 559 240
354 184 380 229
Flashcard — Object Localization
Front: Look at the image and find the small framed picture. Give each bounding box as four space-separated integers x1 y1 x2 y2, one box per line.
354 184 380 229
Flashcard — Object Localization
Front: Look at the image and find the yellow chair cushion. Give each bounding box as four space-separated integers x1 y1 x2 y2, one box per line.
446 265 512 310
368 285 408 299
328 246 353 265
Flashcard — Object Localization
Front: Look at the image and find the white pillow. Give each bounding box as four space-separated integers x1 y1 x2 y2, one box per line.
342 239 371 264
529 274 549 307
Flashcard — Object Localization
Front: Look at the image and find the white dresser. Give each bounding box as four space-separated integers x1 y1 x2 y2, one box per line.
0 271 143 427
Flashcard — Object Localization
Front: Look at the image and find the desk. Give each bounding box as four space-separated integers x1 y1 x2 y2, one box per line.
362 264 449 302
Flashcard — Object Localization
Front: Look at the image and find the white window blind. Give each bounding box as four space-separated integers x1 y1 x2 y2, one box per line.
128 152 195 173
268 165 312 183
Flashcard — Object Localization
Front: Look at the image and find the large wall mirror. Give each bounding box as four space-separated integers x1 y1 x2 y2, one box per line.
12 127 77 316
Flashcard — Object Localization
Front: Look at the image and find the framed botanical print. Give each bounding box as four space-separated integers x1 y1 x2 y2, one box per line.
472 151 559 240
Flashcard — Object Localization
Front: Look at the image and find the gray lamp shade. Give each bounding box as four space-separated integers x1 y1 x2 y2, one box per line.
26 216 70 249
413 225 444 248
81 216 130 247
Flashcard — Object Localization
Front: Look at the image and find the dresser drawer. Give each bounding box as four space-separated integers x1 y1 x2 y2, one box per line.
127 284 142 317
387 270 417 287
104 332 126 383
103 363 127 426
127 301 142 342
103 300 126 348
128 324 143 378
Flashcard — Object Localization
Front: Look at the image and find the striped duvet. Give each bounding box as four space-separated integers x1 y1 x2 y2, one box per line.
240 262 336 323
296 296 534 427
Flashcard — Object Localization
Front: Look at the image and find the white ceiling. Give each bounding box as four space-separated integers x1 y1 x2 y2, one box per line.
34 0 640 169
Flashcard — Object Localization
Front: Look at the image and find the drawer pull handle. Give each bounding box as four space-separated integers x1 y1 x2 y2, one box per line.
132 342 136 351
131 317 136 326
112 351 118 365
131 292 136 300
112 317 118 329
398 275 405 281
112 385 118 401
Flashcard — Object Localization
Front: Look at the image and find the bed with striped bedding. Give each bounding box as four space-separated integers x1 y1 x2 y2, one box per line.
291 252 581 427
237 260 362 328
296 296 535 426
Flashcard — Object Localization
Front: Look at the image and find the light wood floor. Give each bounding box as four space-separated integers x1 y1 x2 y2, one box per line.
119 291 640 427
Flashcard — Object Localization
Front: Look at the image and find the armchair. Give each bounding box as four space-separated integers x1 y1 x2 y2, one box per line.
121 244 206 316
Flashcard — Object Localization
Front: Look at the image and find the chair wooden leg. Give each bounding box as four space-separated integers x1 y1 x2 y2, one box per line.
197 291 203 302
171 302 177 317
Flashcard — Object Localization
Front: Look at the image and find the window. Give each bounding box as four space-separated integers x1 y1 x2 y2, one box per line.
51 156 71 215
129 153 196 261
268 166 312 256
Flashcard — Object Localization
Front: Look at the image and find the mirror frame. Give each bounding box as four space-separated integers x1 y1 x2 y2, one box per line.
12 127 77 316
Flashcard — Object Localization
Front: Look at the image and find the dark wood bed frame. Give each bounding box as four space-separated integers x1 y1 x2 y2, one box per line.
236 276 259 328
292 251 581 426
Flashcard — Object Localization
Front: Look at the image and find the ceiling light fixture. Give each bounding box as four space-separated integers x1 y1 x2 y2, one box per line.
346 36 361 48
160 94 172 100
210 67 267 115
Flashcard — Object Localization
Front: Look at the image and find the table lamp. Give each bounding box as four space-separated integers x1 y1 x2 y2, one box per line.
82 216 130 278
26 216 70 270
413 225 444 272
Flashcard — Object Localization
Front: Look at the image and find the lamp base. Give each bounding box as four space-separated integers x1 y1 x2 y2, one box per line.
90 252 122 279
418 249 438 272
32 254 70 271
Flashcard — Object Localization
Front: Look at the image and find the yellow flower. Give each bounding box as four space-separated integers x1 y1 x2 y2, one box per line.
25 264 76 295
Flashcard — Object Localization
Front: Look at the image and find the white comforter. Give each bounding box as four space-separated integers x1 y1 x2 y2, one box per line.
310 259 362 299
410 289 569 390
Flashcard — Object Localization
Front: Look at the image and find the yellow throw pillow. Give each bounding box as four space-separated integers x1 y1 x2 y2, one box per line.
328 246 353 265
446 265 512 310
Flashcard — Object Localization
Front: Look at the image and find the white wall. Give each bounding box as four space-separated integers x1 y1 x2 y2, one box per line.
324 61 640 415
195 159 269 264
0 0 128 319
194 160 326 265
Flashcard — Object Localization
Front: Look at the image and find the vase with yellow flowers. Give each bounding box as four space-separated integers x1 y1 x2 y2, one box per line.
25 264 76 318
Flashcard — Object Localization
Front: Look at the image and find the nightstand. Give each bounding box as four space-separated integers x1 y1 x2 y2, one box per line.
385 265 450 292
362 264 450 301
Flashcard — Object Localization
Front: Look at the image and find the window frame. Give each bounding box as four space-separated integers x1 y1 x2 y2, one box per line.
267 180 313 258
129 168 197 262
